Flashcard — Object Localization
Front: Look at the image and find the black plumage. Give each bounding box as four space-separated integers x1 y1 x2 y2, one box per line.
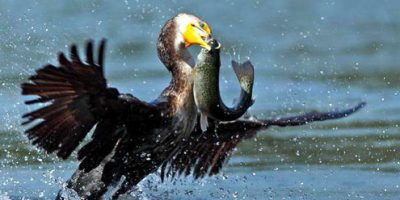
21 14 365 199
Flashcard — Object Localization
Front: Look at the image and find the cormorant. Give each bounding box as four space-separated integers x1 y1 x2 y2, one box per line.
21 13 365 199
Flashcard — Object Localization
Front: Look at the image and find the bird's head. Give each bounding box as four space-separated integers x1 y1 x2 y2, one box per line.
157 13 213 72
175 13 212 51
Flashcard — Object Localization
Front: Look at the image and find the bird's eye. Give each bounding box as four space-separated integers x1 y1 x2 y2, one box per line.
199 23 205 29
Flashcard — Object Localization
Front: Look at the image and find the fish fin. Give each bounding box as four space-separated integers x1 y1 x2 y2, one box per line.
231 60 254 82
243 111 252 119
242 99 255 119
232 97 253 106
231 98 238 106
200 113 209 132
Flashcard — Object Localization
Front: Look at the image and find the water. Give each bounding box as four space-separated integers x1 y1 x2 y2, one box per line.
1 0 399 199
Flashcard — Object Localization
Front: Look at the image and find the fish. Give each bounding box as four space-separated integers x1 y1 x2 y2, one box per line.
193 39 255 131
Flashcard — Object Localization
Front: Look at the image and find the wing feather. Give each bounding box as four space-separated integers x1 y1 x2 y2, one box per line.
161 102 366 180
21 40 158 161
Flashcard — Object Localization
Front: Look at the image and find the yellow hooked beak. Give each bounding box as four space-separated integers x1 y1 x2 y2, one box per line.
183 22 212 50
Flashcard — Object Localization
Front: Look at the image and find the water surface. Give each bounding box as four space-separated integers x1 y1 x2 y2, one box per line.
0 0 399 199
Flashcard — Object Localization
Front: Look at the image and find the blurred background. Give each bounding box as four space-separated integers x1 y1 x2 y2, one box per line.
0 0 399 199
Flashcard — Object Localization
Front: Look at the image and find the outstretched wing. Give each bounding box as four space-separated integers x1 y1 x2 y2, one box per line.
21 40 160 163
160 102 366 180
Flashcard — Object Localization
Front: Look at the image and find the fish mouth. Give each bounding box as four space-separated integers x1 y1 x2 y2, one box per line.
204 37 221 51
214 40 221 49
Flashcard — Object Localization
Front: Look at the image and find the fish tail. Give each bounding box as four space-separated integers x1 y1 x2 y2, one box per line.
200 113 209 132
231 60 254 81
232 60 254 93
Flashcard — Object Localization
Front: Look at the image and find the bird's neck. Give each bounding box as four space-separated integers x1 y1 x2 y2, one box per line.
165 48 195 110
171 47 194 80
158 41 196 113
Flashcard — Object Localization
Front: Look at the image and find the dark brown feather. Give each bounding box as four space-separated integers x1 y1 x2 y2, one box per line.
85 40 94 65
98 39 106 72
22 39 171 199
22 40 112 158
160 102 365 180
